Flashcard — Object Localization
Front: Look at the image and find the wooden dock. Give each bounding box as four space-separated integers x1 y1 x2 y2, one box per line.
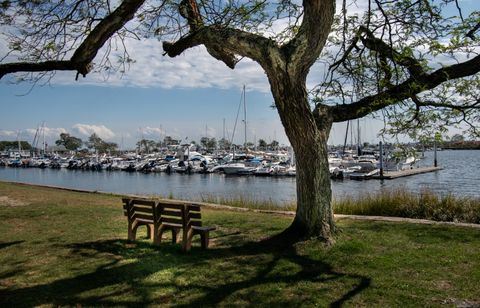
372 166 443 180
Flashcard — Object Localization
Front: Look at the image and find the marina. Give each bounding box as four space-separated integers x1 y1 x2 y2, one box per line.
0 150 478 203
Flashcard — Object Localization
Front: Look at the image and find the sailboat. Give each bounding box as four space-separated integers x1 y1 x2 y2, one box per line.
215 85 260 175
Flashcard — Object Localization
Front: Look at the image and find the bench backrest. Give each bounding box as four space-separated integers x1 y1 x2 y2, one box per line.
185 204 203 228
157 201 185 226
123 198 205 229
123 197 157 224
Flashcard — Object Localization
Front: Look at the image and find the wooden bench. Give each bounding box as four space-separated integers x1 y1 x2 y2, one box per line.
122 198 160 244
184 203 216 251
157 201 185 246
123 198 216 251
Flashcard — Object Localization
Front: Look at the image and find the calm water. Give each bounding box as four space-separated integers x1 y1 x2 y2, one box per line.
0 150 479 204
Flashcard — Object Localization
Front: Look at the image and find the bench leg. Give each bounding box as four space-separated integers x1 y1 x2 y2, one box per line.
146 224 153 239
128 221 138 241
182 228 193 252
157 225 167 244
200 231 210 249
153 223 160 245
171 228 180 244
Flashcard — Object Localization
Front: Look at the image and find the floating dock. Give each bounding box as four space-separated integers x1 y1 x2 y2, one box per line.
372 166 443 180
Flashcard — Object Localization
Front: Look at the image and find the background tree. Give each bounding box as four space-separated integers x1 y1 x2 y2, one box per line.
55 133 83 152
268 140 279 151
217 138 232 151
207 138 217 152
100 141 118 154
136 139 157 154
161 136 179 147
85 133 117 154
1 0 479 243
200 137 217 152
0 141 32 151
86 134 103 153
450 134 465 143
199 137 209 150
257 139 267 151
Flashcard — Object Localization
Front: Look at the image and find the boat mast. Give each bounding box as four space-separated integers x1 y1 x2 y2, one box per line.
343 120 349 154
42 122 46 156
357 118 361 156
17 131 22 158
222 118 226 151
243 85 247 151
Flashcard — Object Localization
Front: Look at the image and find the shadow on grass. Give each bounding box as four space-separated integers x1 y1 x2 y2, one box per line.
0 237 371 307
0 240 24 250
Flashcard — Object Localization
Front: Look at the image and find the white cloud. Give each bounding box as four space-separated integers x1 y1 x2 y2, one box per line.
138 126 164 140
44 0 367 93
0 127 68 146
48 38 270 92
72 124 115 140
0 130 17 138
24 127 67 139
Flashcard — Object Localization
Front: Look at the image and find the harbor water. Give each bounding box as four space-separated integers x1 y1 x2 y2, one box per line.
0 150 479 205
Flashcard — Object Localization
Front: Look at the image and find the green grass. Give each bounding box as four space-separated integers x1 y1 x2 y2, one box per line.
0 182 479 307
334 188 480 224
190 188 480 224
199 193 297 211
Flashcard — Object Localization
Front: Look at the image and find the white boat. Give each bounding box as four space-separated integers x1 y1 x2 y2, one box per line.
222 163 256 175
349 168 380 180
285 166 296 176
254 165 273 176
357 155 378 171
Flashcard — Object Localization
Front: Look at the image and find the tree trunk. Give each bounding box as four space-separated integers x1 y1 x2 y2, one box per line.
290 128 334 241
268 76 335 242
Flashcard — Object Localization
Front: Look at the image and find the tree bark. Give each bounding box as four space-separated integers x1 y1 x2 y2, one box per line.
268 74 335 241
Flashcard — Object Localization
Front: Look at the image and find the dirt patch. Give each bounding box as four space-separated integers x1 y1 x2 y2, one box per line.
0 196 29 207
439 298 480 308
434 280 452 291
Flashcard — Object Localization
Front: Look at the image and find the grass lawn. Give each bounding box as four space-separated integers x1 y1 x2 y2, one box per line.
0 181 479 307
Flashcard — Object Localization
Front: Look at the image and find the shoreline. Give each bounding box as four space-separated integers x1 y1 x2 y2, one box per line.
2 179 479 229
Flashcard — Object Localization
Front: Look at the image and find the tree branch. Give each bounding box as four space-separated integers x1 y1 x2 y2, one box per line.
163 24 279 71
165 0 240 69
327 54 480 122
0 61 75 80
466 21 480 40
282 0 335 77
0 0 146 80
358 25 425 78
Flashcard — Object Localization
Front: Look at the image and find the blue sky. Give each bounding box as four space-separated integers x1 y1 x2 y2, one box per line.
0 71 385 149
0 43 385 149
1 0 474 149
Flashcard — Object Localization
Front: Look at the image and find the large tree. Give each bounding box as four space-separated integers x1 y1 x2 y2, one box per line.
55 133 83 152
136 138 158 154
1 0 479 242
86 133 118 154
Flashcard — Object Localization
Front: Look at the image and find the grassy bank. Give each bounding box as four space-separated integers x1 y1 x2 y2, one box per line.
200 189 480 224
334 188 480 224
1 182 479 306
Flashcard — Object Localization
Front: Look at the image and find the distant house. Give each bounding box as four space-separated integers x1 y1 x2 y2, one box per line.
6 150 31 158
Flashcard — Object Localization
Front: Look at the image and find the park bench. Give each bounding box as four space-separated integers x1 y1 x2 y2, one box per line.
123 197 216 251
122 197 160 244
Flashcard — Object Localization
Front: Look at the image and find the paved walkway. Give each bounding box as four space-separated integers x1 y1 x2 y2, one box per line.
199 201 480 229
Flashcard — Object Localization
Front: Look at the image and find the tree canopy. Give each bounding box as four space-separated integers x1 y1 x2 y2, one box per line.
85 133 118 154
136 139 158 153
55 133 83 152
